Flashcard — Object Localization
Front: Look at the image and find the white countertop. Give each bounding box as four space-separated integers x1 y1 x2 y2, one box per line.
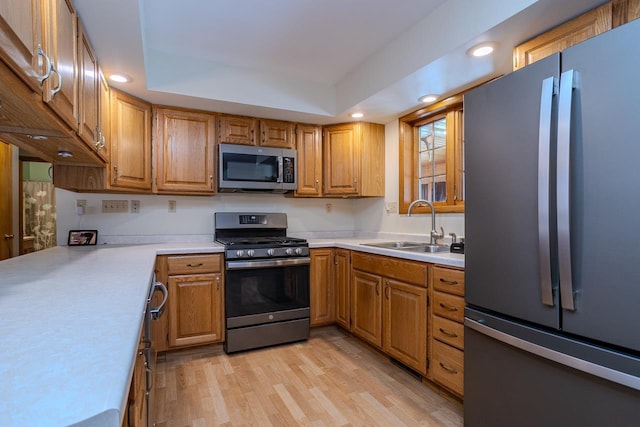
0 238 460 426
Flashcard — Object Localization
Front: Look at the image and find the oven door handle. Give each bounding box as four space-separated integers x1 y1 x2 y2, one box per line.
226 257 311 270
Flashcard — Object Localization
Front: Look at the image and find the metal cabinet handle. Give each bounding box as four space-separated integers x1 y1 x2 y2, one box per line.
113 165 118 181
439 302 458 312
439 327 458 338
187 262 203 267
4 234 15 240
439 278 458 285
384 281 390 299
37 45 52 84
439 362 458 374
375 282 380 296
50 65 62 98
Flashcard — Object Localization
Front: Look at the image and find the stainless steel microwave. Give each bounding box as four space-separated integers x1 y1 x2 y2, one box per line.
218 143 297 193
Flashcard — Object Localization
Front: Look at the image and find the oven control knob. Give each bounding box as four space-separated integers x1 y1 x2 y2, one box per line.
295 247 303 256
236 250 245 258
247 249 255 258
285 248 294 256
267 249 275 257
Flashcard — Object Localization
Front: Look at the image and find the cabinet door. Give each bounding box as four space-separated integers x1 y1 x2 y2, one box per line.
97 69 110 161
168 273 223 347
295 124 322 197
217 115 256 145
110 89 152 191
335 249 351 329
351 269 382 348
513 2 612 70
384 279 427 375
323 123 359 195
76 20 103 159
310 249 335 326
154 107 216 194
259 119 295 148
42 0 78 130
0 0 44 93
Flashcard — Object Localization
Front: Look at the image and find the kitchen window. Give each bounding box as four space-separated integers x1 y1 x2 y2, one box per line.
399 95 464 213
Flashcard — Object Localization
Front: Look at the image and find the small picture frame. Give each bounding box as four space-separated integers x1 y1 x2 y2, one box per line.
68 230 98 246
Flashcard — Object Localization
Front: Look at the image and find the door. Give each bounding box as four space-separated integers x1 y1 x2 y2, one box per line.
351 269 382 347
335 249 351 329
295 124 322 197
464 53 560 328
323 124 359 196
309 249 335 326
0 143 14 260
559 19 640 351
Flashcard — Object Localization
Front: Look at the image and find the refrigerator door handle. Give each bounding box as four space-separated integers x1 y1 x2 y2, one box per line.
538 76 557 307
465 317 640 391
557 69 577 311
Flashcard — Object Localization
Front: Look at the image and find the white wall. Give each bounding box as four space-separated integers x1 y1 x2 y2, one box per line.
55 190 357 245
55 119 465 245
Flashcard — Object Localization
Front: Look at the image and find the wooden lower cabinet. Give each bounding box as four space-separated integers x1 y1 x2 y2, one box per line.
384 279 427 376
334 249 351 329
154 254 224 350
351 269 383 347
351 251 428 375
310 249 336 326
126 333 147 427
430 265 465 397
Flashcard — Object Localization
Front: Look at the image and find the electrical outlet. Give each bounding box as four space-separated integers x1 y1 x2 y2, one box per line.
102 200 128 213
75 200 86 215
131 200 140 213
168 200 177 213
385 201 397 213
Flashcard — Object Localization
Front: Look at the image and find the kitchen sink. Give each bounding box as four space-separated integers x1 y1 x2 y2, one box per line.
361 241 449 253
361 241 425 249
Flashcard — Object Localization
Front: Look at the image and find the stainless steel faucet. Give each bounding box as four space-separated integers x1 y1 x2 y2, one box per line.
407 199 444 245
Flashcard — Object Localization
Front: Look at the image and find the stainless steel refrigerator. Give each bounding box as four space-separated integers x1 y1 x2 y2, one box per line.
464 18 640 426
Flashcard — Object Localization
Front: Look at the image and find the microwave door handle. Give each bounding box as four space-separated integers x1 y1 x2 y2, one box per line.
277 156 284 183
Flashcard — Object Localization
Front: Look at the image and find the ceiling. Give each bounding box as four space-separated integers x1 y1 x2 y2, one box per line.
73 0 606 125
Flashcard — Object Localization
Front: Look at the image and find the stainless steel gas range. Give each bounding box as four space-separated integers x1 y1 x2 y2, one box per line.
214 212 310 353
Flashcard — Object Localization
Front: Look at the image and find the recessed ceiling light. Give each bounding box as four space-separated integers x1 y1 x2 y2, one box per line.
419 94 438 103
57 150 73 158
350 112 364 118
109 73 132 83
468 42 496 57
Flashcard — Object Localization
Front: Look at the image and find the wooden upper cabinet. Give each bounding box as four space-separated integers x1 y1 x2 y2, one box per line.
153 107 216 194
98 69 110 161
42 0 78 130
295 124 322 197
0 0 44 93
217 115 256 145
513 2 612 70
76 19 104 160
259 119 295 148
110 89 152 191
323 122 384 197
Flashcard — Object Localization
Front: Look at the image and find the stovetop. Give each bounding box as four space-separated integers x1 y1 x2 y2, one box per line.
216 236 307 247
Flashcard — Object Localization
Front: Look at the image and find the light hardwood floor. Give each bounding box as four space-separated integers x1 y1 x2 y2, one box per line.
154 326 463 426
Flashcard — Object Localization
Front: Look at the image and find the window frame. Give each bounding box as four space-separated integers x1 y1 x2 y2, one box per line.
398 95 464 214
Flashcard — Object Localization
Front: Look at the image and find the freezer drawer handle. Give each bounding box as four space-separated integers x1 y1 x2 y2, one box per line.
557 69 577 311
538 76 557 307
465 317 640 391
439 303 458 312
439 362 458 374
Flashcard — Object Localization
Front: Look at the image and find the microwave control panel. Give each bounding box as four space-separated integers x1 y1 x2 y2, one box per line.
283 157 295 183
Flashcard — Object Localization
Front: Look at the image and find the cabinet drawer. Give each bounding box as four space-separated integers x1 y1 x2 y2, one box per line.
382 257 427 287
167 254 221 275
352 252 382 275
432 340 464 396
432 266 465 296
432 291 465 323
433 315 464 350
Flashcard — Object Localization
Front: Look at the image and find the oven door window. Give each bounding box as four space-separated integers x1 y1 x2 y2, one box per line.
222 152 278 183
225 265 309 318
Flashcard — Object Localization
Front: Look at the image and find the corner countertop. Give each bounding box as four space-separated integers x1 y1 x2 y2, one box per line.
0 238 460 426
